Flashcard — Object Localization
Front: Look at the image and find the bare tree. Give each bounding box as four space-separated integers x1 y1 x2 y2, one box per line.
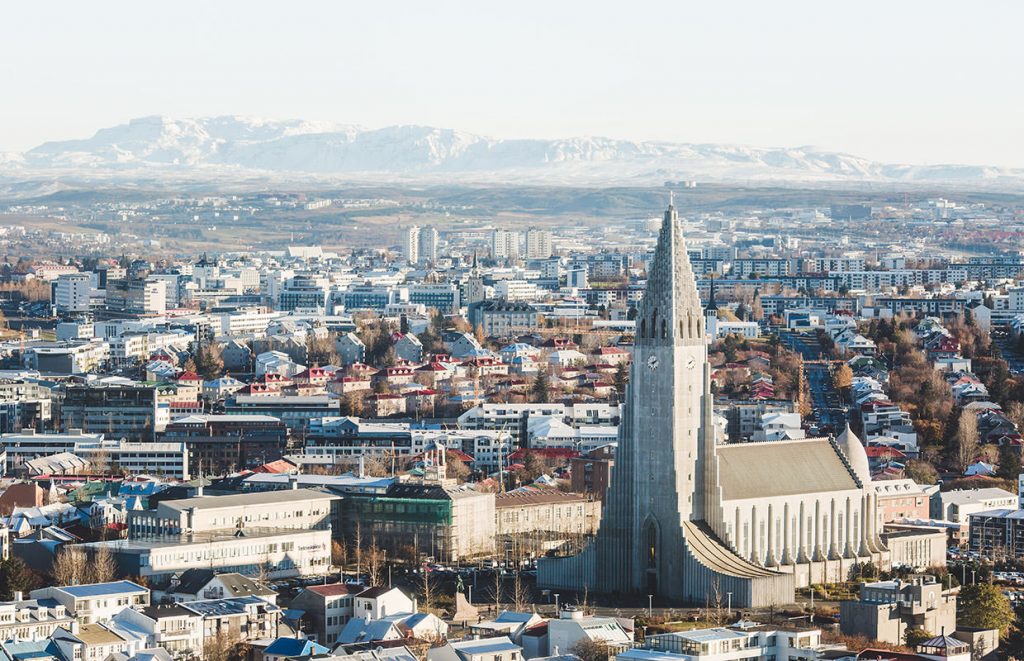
353 520 363 581
52 547 89 586
488 567 503 613
419 566 436 613
331 540 348 577
510 570 530 612
366 536 385 587
203 631 242 661
91 545 117 583
956 410 979 474
570 638 611 661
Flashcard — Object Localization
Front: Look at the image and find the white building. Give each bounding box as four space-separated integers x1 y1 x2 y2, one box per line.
525 229 553 260
54 272 94 314
494 280 539 302
492 230 521 261
2 429 105 474
30 581 149 624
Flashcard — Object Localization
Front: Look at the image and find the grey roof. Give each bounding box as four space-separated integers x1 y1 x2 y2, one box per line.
715 438 858 500
159 488 338 511
940 487 1017 505
57 581 147 598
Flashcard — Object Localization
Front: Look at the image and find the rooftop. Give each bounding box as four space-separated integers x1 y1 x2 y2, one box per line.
55 581 148 598
158 488 338 511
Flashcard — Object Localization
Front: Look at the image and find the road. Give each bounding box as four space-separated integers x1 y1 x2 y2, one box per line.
779 331 847 432
993 334 1024 375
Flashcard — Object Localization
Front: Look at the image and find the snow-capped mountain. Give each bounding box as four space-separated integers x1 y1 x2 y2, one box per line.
5 115 1023 187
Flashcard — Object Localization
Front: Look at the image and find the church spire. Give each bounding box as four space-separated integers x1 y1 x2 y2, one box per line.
638 200 704 343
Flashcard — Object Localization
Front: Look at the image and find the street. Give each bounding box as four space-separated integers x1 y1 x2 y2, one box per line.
779 331 847 432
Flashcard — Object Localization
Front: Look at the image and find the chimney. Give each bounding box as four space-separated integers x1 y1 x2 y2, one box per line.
289 475 299 490
13 591 22 602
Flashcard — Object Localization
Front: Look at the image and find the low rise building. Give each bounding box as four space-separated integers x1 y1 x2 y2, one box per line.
839 575 956 645
30 581 150 624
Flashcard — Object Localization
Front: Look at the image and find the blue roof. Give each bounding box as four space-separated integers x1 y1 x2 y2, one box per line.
60 580 147 598
263 638 330 657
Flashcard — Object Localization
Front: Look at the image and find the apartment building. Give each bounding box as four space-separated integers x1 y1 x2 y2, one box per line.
30 581 149 624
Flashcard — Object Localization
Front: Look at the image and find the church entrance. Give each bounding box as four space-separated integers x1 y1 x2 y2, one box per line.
645 519 658 595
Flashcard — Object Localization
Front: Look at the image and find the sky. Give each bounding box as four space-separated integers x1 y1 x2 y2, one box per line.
2 0 1022 167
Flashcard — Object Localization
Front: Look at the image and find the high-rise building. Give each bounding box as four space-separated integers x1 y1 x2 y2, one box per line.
539 200 919 608
491 230 520 261
404 226 421 264
54 272 93 314
525 228 553 259
418 225 439 264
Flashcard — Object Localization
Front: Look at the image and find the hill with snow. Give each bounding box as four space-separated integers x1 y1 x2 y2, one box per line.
3 115 1023 188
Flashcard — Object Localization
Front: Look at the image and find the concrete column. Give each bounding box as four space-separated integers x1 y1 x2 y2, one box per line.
766 503 778 567
812 500 824 562
797 501 808 563
843 496 856 559
781 502 793 565
859 493 870 556
828 498 841 560
750 505 760 565
734 507 741 554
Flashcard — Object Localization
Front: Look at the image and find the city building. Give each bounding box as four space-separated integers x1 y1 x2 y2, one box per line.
839 575 956 645
30 581 150 624
61 384 167 442
525 228 553 260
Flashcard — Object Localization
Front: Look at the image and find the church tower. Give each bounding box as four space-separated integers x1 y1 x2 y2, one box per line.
595 197 715 600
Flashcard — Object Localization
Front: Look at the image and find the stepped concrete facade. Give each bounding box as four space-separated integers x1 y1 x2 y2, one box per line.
538 201 904 607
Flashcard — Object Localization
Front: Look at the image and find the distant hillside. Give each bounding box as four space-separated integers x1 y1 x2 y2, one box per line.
3 115 1023 188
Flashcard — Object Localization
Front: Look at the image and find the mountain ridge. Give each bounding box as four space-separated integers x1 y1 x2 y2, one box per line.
3 115 1023 188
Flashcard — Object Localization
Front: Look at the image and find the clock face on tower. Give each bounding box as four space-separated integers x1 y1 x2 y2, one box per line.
647 355 660 371
687 356 696 370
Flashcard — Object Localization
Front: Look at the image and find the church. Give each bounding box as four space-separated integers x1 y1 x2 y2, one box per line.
538 200 905 608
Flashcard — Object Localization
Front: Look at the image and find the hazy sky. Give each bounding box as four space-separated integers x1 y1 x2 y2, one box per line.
2 1 1022 166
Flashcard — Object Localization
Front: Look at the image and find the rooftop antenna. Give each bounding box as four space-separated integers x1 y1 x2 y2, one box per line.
669 190 675 208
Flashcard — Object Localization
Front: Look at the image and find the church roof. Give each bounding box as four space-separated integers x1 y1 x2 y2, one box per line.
637 198 704 342
681 521 780 578
715 438 859 500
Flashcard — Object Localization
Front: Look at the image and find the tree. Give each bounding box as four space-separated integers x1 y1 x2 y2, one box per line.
613 362 629 398
904 628 933 647
307 334 340 366
516 449 548 484
570 638 611 661
195 342 225 380
997 443 1022 481
446 452 471 482
0 557 39 599
510 570 530 612
955 411 979 474
531 370 551 404
52 546 90 586
833 363 854 396
331 540 348 574
905 459 939 485
91 545 117 583
366 538 385 587
958 583 1014 636
419 566 436 613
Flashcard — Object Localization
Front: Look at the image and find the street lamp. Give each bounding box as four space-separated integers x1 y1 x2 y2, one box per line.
972 570 977 585
554 593 560 615
648 594 653 618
